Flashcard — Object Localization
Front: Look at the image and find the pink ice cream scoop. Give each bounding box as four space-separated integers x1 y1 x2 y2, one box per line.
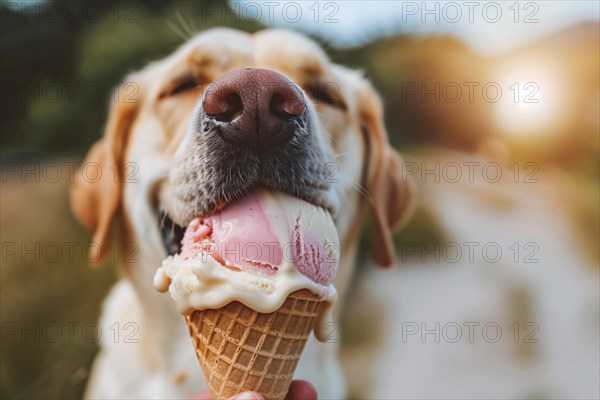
179 191 338 286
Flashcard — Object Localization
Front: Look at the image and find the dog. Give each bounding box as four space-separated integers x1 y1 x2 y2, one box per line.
71 28 413 399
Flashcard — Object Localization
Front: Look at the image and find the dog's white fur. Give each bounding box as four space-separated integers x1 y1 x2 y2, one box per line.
72 28 413 399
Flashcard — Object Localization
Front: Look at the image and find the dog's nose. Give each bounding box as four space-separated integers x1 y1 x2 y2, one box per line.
202 68 306 152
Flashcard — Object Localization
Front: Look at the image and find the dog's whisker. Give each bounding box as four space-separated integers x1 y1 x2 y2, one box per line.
353 181 371 203
314 110 339 145
335 171 371 203
166 19 189 42
331 151 353 158
175 10 195 38
159 210 168 229
188 17 199 33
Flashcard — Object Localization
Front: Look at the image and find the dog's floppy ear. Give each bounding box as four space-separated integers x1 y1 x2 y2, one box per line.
358 80 415 267
70 82 140 266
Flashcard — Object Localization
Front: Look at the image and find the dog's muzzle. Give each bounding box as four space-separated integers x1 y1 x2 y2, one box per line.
159 67 335 250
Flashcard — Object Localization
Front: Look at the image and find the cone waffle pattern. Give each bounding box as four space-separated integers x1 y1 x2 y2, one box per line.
185 289 325 400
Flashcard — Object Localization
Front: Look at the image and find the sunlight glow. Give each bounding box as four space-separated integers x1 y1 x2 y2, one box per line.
494 59 563 138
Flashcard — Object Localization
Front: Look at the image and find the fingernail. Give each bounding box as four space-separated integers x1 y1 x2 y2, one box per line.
233 392 262 400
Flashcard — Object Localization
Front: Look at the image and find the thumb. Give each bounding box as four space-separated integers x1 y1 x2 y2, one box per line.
229 392 265 400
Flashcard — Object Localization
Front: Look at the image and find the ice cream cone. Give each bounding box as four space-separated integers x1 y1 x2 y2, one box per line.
185 289 326 400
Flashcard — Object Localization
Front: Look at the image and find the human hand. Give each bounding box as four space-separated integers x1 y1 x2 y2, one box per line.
191 380 317 400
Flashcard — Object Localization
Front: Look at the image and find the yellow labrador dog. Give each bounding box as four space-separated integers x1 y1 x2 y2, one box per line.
71 28 413 399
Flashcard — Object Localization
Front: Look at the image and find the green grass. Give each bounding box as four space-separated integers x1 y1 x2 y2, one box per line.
1 166 117 399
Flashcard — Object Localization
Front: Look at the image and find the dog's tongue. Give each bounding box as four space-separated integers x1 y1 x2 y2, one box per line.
179 191 338 285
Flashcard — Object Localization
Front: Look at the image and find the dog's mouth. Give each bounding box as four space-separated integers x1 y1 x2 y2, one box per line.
160 214 185 256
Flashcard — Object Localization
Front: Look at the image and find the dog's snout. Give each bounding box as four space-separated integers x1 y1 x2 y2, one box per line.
202 68 305 152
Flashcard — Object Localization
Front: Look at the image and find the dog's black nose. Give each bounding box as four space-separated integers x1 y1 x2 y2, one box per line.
202 68 305 152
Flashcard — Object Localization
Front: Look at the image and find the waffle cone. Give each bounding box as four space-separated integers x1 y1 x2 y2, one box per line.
185 289 326 400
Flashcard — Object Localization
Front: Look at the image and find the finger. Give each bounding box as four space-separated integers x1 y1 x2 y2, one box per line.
285 380 318 400
229 392 265 400
190 391 213 400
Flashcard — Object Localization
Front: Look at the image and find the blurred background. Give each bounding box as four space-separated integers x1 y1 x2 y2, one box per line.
1 0 598 398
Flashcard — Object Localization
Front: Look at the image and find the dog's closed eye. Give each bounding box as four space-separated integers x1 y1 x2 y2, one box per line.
307 81 347 111
160 74 206 98
170 79 199 96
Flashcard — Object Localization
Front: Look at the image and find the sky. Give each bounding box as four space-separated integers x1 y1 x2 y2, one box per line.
231 0 600 55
